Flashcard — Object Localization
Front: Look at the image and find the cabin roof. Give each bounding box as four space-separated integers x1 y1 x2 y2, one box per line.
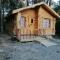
12 2 60 18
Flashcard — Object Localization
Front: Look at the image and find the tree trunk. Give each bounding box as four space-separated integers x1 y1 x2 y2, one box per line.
0 0 4 33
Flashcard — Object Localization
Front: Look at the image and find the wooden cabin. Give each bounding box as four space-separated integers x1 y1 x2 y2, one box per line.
6 2 60 39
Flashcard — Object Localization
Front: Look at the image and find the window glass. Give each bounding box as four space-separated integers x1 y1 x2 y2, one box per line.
19 16 26 27
31 19 33 23
43 18 50 28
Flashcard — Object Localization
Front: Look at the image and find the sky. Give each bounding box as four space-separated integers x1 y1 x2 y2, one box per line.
53 0 59 2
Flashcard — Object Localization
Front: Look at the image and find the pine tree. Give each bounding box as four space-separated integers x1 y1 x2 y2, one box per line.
0 0 25 33
54 0 60 36
26 0 52 6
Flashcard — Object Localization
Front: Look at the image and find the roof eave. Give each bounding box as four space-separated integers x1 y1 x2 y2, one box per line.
12 2 60 18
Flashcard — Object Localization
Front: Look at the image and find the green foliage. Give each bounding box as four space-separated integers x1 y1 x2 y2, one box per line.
54 2 60 36
54 5 60 15
9 0 25 10
55 20 60 35
16 1 25 9
1 0 25 14
54 0 60 15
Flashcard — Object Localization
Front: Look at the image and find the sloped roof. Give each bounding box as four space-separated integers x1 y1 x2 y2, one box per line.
12 2 60 18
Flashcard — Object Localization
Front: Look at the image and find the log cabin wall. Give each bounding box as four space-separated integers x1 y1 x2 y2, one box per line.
16 6 56 36
16 9 36 36
38 6 56 35
34 7 39 35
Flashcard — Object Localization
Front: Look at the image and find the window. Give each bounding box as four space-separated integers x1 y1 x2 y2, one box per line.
19 16 26 27
31 19 33 23
43 18 50 28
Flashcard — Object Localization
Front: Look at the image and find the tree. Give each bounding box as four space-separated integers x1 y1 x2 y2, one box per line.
54 0 60 15
0 0 25 33
27 0 52 6
54 0 60 36
9 0 24 10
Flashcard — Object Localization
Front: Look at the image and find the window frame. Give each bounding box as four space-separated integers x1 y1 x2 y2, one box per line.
42 18 50 29
19 16 26 28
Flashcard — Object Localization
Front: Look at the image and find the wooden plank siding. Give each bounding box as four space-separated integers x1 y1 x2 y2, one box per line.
16 9 36 36
38 6 56 35
15 6 56 37
6 3 59 39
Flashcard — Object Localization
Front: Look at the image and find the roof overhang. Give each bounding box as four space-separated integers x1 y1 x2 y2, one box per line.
12 2 60 18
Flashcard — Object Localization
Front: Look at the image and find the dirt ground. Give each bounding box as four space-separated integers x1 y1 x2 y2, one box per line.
0 34 60 60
